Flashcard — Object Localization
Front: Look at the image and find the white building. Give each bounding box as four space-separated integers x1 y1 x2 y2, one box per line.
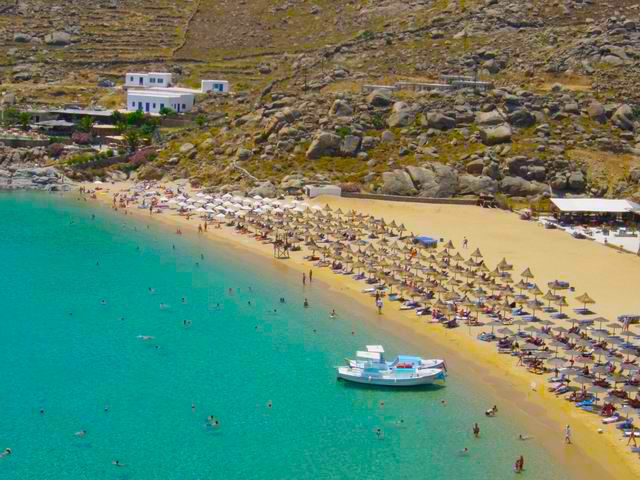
127 90 195 114
201 80 229 93
125 72 173 88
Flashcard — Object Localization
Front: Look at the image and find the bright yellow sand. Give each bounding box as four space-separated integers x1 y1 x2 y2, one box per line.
78 183 640 480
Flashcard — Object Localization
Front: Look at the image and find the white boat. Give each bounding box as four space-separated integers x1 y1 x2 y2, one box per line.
337 345 446 387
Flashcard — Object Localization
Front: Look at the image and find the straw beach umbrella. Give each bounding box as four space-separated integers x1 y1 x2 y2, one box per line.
575 293 596 312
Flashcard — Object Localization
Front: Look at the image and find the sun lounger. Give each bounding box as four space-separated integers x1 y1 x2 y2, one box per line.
602 415 621 425
576 398 594 408
550 312 567 319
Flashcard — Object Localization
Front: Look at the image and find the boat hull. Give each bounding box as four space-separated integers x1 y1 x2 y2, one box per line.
337 367 444 387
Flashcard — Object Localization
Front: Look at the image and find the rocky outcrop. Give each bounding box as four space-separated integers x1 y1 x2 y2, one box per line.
406 163 458 198
0 166 70 191
367 90 393 107
612 105 635 131
480 124 512 145
500 176 549 197
44 31 72 46
381 170 417 196
306 132 342 159
457 174 499 195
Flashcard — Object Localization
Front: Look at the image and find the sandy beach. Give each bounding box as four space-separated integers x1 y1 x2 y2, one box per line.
76 181 640 480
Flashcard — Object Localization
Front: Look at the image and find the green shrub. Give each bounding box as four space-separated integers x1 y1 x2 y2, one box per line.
336 126 351 138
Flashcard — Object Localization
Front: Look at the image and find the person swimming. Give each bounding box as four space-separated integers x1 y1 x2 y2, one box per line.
485 405 498 417
74 430 87 437
267 400 273 408
159 303 169 309
207 416 220 428
112 460 124 467
100 299 107 305
459 447 469 456
280 297 286 303
149 287 155 294
0 448 11 458
518 434 532 441
137 335 155 340
330 309 336 318
303 298 309 308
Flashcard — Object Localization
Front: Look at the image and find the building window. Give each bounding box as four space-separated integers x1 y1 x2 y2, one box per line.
182 104 186 109
152 103 156 109
130 76 133 81
150 78 156 83
160 103 164 109
158 79 164 84
131 102 135 107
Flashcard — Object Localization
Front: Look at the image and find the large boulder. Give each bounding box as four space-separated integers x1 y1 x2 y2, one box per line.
500 176 549 197
475 110 504 126
508 108 536 128
406 163 458 198
340 135 361 156
506 156 544 177
44 31 72 46
13 33 32 43
629 167 640 183
330 99 353 117
367 89 393 107
480 124 512 145
306 131 342 159
387 110 416 128
426 112 456 130
550 174 568 191
568 171 586 192
612 104 635 131
381 170 417 196
179 143 195 154
586 101 607 123
457 175 499 195
249 181 276 198
466 159 485 175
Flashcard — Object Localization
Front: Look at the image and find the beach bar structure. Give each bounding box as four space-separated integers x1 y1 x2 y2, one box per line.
550 198 640 223
125 72 173 88
127 90 195 114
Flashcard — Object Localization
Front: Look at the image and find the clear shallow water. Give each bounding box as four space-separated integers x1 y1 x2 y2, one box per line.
0 192 569 480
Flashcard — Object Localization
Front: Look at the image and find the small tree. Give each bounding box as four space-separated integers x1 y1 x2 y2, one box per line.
123 128 140 152
77 116 94 133
195 114 207 128
18 112 31 130
159 106 175 117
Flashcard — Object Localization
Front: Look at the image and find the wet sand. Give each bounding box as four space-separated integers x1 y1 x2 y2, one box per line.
77 183 640 479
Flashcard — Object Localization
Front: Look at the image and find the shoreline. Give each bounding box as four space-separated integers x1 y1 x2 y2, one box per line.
73 183 639 480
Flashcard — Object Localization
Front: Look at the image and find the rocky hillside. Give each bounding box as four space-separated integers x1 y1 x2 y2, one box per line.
3 0 640 201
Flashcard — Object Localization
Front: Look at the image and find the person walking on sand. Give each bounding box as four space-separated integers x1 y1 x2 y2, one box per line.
302 273 306 286
309 270 313 282
463 237 468 249
376 298 383 315
564 424 571 444
628 428 638 447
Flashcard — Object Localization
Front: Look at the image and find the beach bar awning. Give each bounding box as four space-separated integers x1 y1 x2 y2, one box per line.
550 198 640 214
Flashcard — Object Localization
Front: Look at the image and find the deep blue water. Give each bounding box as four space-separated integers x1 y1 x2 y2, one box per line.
0 192 568 479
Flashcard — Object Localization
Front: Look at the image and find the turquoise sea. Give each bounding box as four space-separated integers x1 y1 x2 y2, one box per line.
0 192 569 479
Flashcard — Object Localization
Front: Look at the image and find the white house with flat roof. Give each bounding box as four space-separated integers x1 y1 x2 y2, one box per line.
201 80 229 93
127 90 194 114
125 72 173 88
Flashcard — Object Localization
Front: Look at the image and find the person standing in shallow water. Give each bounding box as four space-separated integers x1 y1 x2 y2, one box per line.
309 270 313 282
302 272 306 286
